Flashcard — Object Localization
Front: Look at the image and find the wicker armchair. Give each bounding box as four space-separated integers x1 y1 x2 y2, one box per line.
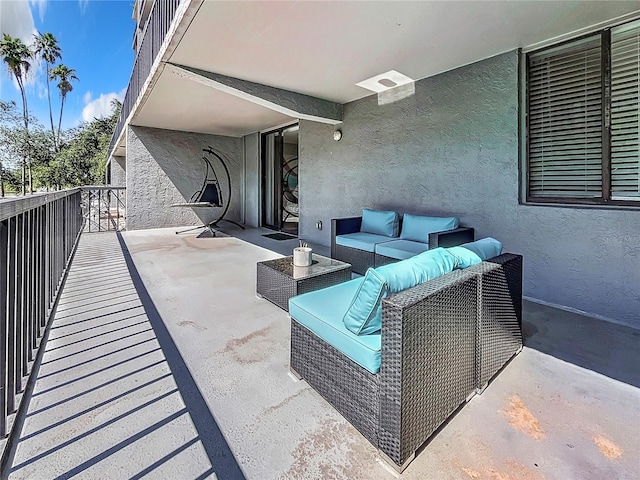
331 216 475 274
290 253 523 471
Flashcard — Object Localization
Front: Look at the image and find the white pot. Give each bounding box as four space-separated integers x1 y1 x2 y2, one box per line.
293 247 313 267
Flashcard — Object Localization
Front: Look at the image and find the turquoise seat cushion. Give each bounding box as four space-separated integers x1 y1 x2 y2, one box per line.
360 209 400 237
343 269 386 335
376 247 457 294
375 240 431 260
461 237 502 260
400 214 460 242
335 232 394 253
289 278 382 374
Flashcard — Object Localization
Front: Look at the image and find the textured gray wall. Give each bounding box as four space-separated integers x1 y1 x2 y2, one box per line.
243 133 260 227
299 51 640 326
127 126 243 231
109 155 126 186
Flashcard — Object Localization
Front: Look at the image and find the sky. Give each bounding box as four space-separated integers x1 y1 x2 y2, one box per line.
0 0 135 130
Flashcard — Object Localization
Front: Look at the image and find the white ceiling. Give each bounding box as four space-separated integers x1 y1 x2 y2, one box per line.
134 0 640 137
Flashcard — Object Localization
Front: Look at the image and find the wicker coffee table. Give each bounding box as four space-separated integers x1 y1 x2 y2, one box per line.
256 254 351 311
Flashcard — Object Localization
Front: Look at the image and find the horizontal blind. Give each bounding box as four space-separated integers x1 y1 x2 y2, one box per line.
610 21 640 200
528 36 603 198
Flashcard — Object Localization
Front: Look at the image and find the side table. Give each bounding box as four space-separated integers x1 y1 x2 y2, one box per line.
256 254 351 311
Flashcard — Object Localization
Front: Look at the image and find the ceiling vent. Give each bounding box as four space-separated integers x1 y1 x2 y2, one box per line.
356 70 414 93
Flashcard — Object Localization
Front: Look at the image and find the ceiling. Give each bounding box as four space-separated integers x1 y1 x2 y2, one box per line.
133 0 640 138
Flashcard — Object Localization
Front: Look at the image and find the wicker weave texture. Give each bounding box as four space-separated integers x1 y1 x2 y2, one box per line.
374 253 399 268
256 262 351 311
291 320 380 445
333 244 374 275
474 254 523 390
379 270 478 466
256 262 296 310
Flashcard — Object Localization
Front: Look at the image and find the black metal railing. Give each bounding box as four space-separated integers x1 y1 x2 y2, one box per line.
108 0 182 158
0 190 83 438
81 187 126 232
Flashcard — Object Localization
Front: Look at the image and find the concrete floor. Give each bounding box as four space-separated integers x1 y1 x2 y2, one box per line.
4 227 639 479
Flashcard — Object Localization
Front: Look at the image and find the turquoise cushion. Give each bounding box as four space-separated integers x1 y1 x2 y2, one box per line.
461 237 503 260
360 209 399 237
335 232 394 253
341 247 459 336
289 279 382 374
375 240 431 260
400 214 460 242
376 247 457 294
343 269 386 335
446 246 482 269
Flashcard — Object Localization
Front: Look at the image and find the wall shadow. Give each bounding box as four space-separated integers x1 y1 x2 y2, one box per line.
522 300 640 389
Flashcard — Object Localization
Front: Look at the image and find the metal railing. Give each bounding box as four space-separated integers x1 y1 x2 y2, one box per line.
108 0 182 158
0 190 83 438
81 187 126 232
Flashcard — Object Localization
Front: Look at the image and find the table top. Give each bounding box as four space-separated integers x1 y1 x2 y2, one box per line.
258 254 350 280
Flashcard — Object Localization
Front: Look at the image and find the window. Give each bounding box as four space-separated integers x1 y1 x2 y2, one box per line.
524 19 639 205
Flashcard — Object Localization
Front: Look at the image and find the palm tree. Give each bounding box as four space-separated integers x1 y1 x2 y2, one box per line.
33 32 61 150
50 64 78 149
0 34 32 194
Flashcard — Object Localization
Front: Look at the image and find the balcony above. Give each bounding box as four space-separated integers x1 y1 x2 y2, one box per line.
109 0 640 157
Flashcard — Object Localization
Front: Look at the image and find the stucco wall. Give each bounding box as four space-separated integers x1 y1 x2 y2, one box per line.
109 155 126 186
243 133 260 227
299 51 640 326
127 126 243 231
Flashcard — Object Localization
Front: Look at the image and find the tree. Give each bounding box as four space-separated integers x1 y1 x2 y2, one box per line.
0 33 33 194
1 100 54 194
35 100 120 189
50 64 78 149
33 32 62 150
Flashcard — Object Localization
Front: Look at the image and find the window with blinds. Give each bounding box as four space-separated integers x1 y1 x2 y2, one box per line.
525 19 639 205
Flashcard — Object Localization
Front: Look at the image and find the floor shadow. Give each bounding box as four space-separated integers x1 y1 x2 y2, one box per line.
5 232 246 480
116 232 246 479
522 300 640 388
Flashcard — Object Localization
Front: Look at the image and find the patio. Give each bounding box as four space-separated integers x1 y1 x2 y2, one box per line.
3 226 639 479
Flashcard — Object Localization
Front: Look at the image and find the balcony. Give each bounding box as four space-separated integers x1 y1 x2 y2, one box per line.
0 193 638 479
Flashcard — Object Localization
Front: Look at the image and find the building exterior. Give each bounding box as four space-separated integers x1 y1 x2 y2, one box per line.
107 1 640 327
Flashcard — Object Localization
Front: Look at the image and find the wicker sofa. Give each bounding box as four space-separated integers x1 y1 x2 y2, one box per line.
331 210 475 274
289 247 523 471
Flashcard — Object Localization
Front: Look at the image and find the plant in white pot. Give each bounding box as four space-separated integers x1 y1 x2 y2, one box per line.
293 240 313 266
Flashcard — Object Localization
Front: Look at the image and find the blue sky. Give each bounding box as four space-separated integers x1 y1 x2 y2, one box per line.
0 0 134 129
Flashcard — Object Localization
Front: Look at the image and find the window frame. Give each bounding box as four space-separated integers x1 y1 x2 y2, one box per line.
520 21 639 208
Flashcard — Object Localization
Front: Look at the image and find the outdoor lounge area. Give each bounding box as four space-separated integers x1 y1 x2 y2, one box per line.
2 226 638 479
1 1 638 478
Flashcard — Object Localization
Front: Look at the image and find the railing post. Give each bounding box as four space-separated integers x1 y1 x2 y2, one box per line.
7 217 17 412
0 220 8 437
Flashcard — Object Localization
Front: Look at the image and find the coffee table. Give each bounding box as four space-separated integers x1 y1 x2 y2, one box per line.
256 254 351 311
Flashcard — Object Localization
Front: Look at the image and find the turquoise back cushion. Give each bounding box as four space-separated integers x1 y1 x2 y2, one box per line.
446 246 482 269
360 209 400 237
400 214 460 242
461 237 502 261
343 268 386 335
342 248 456 335
377 247 457 294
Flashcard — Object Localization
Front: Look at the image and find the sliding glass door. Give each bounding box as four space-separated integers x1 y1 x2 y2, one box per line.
261 124 299 234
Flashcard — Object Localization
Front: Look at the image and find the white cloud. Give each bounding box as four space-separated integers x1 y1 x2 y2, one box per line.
0 0 38 45
0 0 41 96
78 0 88 15
28 0 47 23
82 88 125 122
